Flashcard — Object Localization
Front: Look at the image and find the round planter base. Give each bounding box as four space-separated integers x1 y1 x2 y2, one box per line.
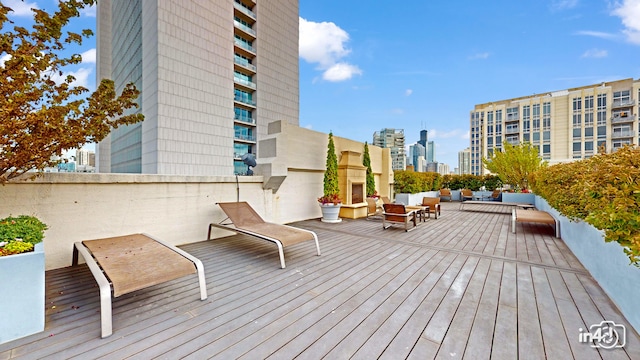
319 203 342 223
321 217 342 223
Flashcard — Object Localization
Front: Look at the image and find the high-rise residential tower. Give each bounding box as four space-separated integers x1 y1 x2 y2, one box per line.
470 78 639 175
373 128 406 171
457 147 471 175
97 0 299 175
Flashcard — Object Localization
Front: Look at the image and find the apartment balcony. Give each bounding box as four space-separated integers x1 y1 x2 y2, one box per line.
611 99 636 109
234 55 256 73
234 39 256 56
234 20 256 38
234 76 256 91
505 114 520 122
611 113 636 124
234 133 256 142
611 130 635 139
234 94 256 108
505 127 520 135
234 115 256 125
506 137 520 145
233 1 256 20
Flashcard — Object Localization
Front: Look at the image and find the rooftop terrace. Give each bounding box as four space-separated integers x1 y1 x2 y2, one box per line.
1 202 638 359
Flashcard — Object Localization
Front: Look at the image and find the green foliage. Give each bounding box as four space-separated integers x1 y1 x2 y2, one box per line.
533 145 640 267
483 142 546 189
0 0 144 183
483 175 502 191
319 132 341 204
363 142 376 197
0 215 47 256
394 170 441 193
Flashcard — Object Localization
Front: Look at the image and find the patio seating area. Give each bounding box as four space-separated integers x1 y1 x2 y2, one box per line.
1 202 638 359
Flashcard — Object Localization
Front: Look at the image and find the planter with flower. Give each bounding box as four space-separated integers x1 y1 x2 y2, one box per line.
0 215 48 344
318 132 342 223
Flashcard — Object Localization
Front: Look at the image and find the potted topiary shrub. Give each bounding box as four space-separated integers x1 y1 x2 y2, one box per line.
318 132 342 223
0 215 48 344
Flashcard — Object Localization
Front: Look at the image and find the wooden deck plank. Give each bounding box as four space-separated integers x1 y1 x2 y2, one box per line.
490 261 518 359
516 264 546 359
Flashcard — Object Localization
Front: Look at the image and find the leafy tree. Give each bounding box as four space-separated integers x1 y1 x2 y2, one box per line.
363 142 375 197
482 142 546 190
0 0 144 183
319 132 340 204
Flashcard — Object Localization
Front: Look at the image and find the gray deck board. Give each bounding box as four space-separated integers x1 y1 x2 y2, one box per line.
1 202 638 359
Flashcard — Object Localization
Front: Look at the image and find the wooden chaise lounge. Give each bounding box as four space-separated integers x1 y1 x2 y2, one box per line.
511 209 560 237
208 202 321 269
72 233 208 338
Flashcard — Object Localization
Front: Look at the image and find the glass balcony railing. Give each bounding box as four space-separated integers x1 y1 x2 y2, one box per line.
234 39 255 53
234 94 255 106
234 56 256 72
611 113 636 123
234 115 256 124
234 133 256 142
612 99 635 108
234 76 256 90
505 128 520 134
233 1 256 19
234 20 256 37
611 130 635 139
505 114 520 122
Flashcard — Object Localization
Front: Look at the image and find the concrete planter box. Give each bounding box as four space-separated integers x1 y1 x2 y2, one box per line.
535 196 640 333
502 192 535 204
395 191 439 206
0 242 45 344
449 190 461 201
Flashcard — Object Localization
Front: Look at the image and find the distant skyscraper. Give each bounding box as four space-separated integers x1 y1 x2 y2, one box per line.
458 147 471 174
438 163 450 175
409 143 426 171
426 141 436 163
418 129 428 148
97 0 299 175
373 128 406 171
76 149 94 166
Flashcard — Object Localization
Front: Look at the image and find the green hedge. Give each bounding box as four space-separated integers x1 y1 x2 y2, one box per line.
533 145 640 267
439 174 501 191
394 171 441 193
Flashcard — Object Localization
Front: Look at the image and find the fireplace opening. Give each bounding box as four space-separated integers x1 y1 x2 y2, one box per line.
352 183 363 204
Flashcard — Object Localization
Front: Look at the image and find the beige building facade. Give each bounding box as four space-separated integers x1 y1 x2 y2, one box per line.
97 0 299 176
470 78 640 175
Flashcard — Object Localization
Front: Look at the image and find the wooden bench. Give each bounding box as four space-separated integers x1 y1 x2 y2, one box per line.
511 209 560 237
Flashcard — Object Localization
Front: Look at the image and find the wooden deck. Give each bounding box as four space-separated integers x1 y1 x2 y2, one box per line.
2 202 639 359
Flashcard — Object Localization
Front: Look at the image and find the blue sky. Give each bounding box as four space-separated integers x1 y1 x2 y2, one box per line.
4 0 640 168
299 0 640 168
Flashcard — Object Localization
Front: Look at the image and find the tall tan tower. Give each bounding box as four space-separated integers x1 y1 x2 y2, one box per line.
97 0 299 175
470 78 639 175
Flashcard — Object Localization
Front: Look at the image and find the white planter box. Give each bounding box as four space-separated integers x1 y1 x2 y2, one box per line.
395 191 439 206
536 196 640 333
0 242 45 344
502 192 535 204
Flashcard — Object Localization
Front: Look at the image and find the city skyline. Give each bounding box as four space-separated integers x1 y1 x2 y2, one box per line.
4 0 640 169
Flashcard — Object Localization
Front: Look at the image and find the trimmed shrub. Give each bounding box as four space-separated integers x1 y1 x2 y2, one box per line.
394 170 441 194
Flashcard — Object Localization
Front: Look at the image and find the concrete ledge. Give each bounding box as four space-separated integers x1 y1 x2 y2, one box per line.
339 202 368 219
16 172 264 184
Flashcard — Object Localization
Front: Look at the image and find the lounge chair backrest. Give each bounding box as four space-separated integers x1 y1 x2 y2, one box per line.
491 189 501 199
217 202 265 227
422 197 440 207
461 189 473 197
383 203 406 214
381 196 392 204
440 189 451 196
366 198 378 214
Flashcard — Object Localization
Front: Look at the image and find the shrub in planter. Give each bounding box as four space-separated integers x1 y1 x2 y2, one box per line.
394 170 440 194
533 145 640 266
0 215 48 256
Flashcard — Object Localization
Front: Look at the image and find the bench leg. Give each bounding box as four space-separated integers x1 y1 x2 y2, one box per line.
511 209 517 233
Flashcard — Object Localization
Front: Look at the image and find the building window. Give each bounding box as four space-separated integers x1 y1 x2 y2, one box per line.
597 125 607 139
573 114 581 128
584 112 594 127
532 132 540 142
495 109 502 123
597 140 606 152
495 124 502 135
573 142 581 151
487 111 493 125
523 133 530 142
613 90 631 106
584 95 594 110
573 97 582 112
573 128 581 138
585 127 594 139
585 141 594 151
543 131 550 142
543 144 550 155
487 125 493 135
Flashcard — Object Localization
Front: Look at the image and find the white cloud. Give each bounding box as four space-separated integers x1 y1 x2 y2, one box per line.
581 48 608 58
405 89 413 96
49 67 92 88
304 124 313 130
299 17 362 82
612 0 640 45
574 30 617 40
81 49 96 64
468 52 490 60
322 62 362 82
4 0 37 16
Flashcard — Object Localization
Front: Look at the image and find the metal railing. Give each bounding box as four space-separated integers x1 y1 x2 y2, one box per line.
234 95 256 106
234 115 256 124
234 20 256 37
234 56 256 72
233 1 256 19
234 133 256 142
234 76 256 90
612 99 635 108
611 114 636 123
611 130 635 139
234 39 255 53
